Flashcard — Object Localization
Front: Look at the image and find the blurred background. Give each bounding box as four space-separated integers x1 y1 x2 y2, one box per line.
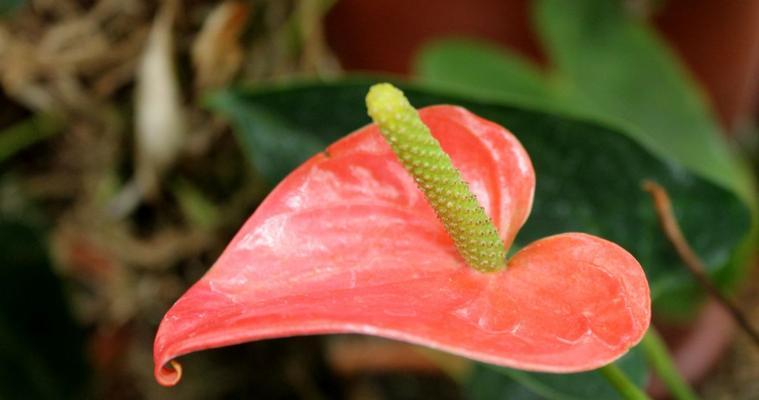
0 0 757 399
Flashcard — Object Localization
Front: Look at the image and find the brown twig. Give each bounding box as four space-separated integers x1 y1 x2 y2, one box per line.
642 180 759 348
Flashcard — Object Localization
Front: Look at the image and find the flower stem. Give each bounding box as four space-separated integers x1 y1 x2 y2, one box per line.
599 363 652 400
366 83 506 272
640 328 700 400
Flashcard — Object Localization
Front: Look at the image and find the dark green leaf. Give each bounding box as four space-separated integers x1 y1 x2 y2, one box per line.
466 368 544 400
466 348 646 400
209 92 326 184
0 220 89 399
208 79 750 306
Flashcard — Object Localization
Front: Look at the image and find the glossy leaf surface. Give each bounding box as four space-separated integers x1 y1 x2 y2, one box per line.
155 105 650 385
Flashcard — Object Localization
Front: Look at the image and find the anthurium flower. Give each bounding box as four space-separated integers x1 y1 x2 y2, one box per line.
153 92 650 386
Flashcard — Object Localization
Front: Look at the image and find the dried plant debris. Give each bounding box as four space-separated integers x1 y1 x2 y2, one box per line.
110 0 186 216
0 0 339 398
192 1 250 92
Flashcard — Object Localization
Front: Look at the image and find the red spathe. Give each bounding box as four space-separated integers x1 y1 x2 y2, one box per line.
153 105 650 386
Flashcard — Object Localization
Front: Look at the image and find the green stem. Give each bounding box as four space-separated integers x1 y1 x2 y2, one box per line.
640 328 700 400
599 363 652 400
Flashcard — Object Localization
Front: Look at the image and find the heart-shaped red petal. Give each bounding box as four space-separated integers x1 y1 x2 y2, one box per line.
153 105 650 386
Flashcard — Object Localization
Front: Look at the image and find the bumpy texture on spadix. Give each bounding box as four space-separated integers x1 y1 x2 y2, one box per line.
367 84 506 272
153 105 651 386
